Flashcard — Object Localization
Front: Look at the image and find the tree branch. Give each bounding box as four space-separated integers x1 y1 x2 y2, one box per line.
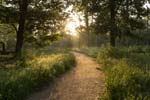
11 23 18 33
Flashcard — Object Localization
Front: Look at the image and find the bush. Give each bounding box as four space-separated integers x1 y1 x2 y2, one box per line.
0 53 75 100
97 46 150 100
105 60 150 100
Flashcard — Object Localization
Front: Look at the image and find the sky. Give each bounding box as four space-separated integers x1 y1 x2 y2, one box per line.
144 1 150 8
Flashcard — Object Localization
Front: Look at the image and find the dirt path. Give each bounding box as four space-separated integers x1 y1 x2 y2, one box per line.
27 52 105 100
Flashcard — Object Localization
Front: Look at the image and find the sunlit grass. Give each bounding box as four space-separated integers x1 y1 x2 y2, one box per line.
97 46 150 100
0 50 76 100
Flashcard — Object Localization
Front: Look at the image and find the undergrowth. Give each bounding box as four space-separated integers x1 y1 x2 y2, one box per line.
0 48 75 100
97 46 150 100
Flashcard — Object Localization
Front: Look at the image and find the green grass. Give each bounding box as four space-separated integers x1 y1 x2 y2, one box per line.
0 49 76 100
97 46 150 100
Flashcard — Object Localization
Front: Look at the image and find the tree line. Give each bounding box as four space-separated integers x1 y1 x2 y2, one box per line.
72 0 149 46
0 0 68 56
0 0 149 56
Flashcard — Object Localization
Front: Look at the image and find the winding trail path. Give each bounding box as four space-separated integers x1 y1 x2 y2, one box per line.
27 52 105 100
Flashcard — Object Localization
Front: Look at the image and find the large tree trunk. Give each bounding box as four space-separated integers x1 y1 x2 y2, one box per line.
15 0 28 55
110 0 116 47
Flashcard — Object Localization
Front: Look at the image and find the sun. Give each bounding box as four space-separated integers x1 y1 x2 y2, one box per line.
65 5 84 36
65 13 84 36
66 21 77 36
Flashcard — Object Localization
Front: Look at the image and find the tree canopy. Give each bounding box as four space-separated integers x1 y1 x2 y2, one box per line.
0 0 149 55
0 0 69 55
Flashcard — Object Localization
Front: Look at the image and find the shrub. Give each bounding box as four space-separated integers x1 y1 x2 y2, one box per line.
97 46 150 100
105 60 150 100
0 53 75 100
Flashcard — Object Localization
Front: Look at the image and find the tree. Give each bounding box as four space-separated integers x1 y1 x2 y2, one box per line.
68 0 92 46
15 0 29 55
24 0 67 46
0 0 67 56
109 0 116 46
86 0 147 46
0 0 28 55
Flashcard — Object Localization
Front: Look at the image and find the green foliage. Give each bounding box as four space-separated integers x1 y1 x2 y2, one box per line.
96 46 150 100
0 50 75 100
103 60 150 100
24 0 68 44
0 24 16 51
0 0 68 52
73 0 148 46
93 0 147 33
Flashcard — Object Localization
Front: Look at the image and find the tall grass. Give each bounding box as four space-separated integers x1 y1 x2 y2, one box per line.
97 46 150 100
0 50 75 100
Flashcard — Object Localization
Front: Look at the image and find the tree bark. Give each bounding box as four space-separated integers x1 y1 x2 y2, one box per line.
15 0 28 55
110 0 116 47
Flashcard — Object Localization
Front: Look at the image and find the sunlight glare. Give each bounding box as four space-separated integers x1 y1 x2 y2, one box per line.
66 21 77 36
65 5 84 36
144 1 150 9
